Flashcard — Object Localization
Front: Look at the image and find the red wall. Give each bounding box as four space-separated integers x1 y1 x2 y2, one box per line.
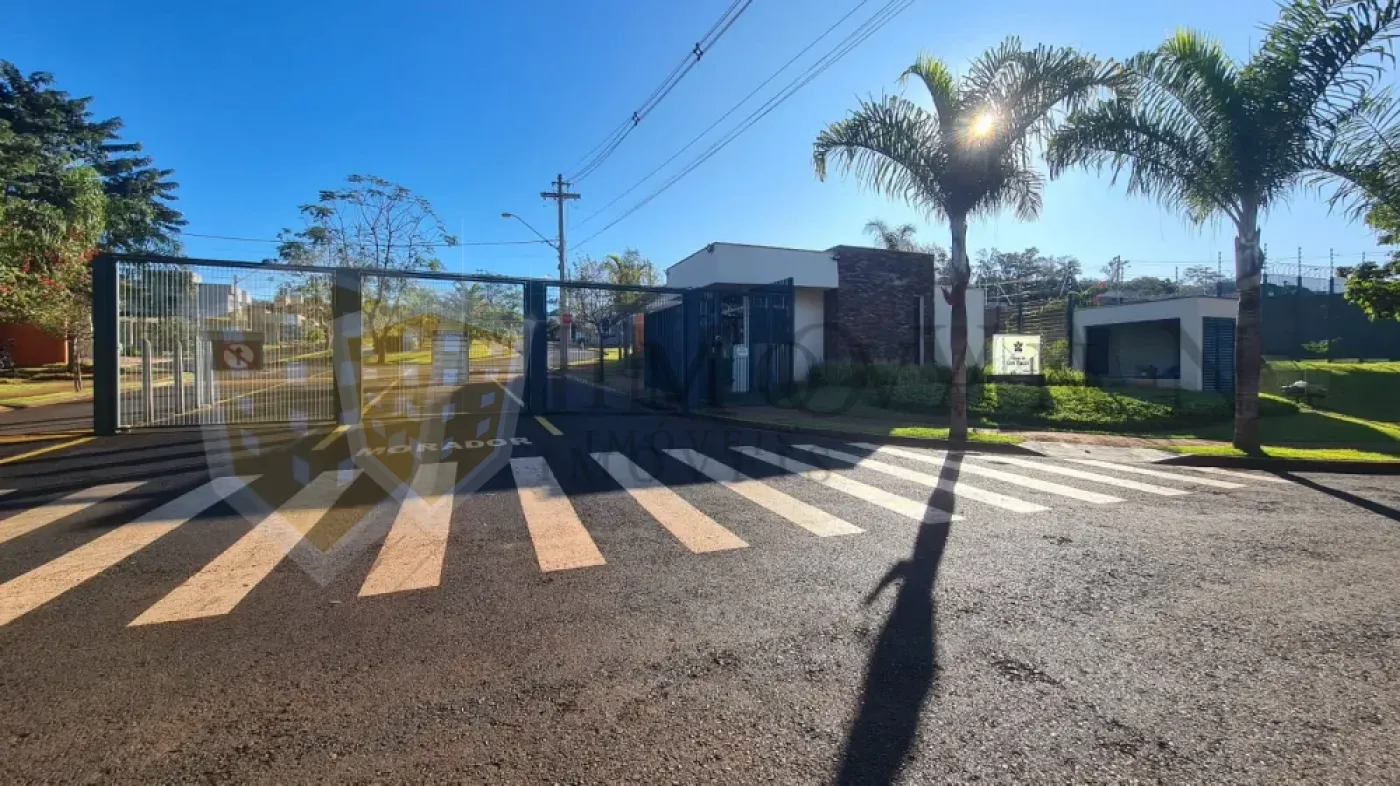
0 323 68 367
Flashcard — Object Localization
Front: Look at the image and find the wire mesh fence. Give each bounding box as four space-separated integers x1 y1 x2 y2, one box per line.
116 260 337 428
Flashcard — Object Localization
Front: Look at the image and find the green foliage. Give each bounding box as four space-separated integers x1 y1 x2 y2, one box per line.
0 165 105 342
0 60 183 253
1338 200 1400 320
1043 365 1086 385
1041 338 1070 369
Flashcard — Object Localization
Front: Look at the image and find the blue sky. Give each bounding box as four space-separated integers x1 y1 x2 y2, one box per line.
6 0 1392 281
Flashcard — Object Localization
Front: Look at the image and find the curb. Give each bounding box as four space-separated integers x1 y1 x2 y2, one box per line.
1157 453 1400 475
689 411 1045 456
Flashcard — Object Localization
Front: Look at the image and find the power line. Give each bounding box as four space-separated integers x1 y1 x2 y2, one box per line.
567 0 755 184
577 0 873 229
179 232 550 249
574 0 917 250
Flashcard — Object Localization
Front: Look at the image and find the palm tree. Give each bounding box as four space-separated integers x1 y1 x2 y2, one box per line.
815 38 1119 442
863 219 922 251
1046 0 1400 452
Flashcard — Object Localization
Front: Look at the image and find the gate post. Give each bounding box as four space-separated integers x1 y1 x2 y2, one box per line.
682 291 701 413
92 254 119 435
332 269 363 426
524 282 547 413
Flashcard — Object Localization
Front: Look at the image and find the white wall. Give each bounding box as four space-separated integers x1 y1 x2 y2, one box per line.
930 288 987 368
666 243 839 289
793 287 824 382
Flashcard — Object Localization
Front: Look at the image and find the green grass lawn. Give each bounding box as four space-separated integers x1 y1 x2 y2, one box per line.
1262 360 1400 423
1163 444 1400 462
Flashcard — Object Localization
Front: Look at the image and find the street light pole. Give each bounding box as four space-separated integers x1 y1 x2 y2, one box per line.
503 175 579 372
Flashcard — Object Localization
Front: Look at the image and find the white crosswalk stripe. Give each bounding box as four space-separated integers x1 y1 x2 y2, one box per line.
511 457 606 571
732 446 961 525
793 445 1048 513
360 463 459 596
1179 466 1292 483
0 477 255 627
851 444 1124 504
1064 459 1245 488
665 449 864 536
131 470 359 626
591 452 748 553
0 482 147 548
971 454 1193 497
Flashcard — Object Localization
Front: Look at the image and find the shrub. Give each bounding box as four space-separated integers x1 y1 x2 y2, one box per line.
1042 338 1070 369
1044 366 1087 385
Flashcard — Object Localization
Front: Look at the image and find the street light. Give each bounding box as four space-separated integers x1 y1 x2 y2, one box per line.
500 212 558 251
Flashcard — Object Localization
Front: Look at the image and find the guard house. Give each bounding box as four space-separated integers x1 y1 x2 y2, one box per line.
661 242 986 397
1072 297 1237 392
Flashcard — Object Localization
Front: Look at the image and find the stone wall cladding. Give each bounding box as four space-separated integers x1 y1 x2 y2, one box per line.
824 245 939 364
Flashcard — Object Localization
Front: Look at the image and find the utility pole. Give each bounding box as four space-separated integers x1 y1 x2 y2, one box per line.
542 173 580 370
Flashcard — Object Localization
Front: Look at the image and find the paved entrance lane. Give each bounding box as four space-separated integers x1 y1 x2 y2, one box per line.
2 381 1400 781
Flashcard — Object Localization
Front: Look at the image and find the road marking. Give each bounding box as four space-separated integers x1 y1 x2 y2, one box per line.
359 463 458 596
851 444 1123 504
1065 459 1245 489
665 449 863 537
535 416 563 436
510 457 606 571
0 432 92 446
732 447 960 525
795 445 1048 514
312 424 350 451
0 436 95 466
130 470 359 626
0 490 10 497
972 455 1191 497
0 481 146 547
1178 466 1292 484
0 477 254 627
363 378 400 414
591 452 748 553
495 380 525 408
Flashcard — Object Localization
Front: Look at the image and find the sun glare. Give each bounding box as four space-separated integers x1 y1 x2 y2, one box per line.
970 112 996 138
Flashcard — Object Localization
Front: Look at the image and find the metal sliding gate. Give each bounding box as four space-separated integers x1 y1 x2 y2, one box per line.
93 254 794 431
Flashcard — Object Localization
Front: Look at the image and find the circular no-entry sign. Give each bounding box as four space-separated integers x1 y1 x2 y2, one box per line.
215 340 264 371
560 313 573 325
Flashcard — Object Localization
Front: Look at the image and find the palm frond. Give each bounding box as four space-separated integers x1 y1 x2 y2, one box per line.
1247 0 1400 124
813 95 947 216
900 55 958 129
1047 100 1235 224
1308 86 1400 215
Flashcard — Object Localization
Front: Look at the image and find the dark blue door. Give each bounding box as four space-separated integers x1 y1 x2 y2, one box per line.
1202 317 1235 393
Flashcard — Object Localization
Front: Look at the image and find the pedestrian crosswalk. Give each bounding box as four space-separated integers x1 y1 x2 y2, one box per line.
0 445 1292 628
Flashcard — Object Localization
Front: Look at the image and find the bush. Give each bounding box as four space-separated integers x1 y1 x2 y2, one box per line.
1044 366 1087 385
808 361 983 389
1042 338 1070 369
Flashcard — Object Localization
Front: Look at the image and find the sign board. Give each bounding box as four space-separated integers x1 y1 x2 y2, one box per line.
560 313 573 325
213 337 265 371
991 334 1041 376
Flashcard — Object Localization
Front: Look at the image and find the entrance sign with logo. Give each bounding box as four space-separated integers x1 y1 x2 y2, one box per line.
212 334 265 371
991 334 1041 375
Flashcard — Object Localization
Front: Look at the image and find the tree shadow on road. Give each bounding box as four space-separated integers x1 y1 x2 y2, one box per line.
835 451 961 786
1279 471 1400 523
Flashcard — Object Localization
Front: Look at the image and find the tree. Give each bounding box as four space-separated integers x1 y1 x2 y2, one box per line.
815 38 1119 441
973 247 1082 301
863 219 921 251
0 165 105 388
1180 264 1226 293
0 60 184 253
1338 198 1400 319
276 175 457 364
1046 0 1400 451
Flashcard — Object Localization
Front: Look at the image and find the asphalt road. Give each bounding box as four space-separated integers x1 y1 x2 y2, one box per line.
1 376 1399 783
